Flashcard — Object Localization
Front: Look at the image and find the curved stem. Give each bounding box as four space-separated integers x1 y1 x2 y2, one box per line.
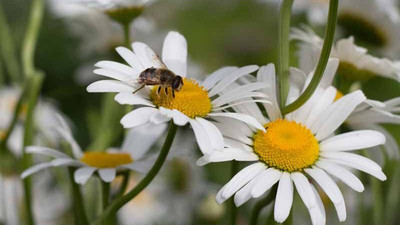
249 185 277 225
278 0 294 111
91 122 178 225
229 161 239 225
114 170 130 199
282 0 338 115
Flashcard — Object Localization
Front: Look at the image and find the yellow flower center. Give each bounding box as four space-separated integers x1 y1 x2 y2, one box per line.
151 78 212 118
80 152 133 168
334 90 343 101
253 119 319 172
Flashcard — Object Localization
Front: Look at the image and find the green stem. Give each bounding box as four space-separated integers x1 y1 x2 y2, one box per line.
21 73 44 225
229 161 239 225
277 0 293 112
21 0 44 79
282 0 338 115
122 22 131 48
91 122 178 225
101 181 110 210
249 185 277 225
0 3 21 83
68 168 89 225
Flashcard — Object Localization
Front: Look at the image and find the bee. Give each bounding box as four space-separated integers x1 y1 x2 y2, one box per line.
133 48 184 98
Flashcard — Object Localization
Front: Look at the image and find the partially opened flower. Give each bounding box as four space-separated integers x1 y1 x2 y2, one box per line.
292 27 400 83
87 31 268 155
199 59 387 224
21 115 159 184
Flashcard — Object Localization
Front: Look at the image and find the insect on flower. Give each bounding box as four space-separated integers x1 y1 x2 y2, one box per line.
134 49 184 97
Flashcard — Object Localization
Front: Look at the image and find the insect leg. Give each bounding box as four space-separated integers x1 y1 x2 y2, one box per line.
172 90 175 98
164 87 168 95
133 85 145 94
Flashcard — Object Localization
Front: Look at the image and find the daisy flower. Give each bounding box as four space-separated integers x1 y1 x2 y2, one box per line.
21 115 160 184
198 59 387 224
0 86 64 154
292 27 400 82
87 31 268 155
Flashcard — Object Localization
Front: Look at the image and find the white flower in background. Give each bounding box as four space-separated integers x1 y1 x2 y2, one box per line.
87 31 268 156
0 87 64 155
292 27 400 82
21 115 159 184
0 172 69 225
346 98 400 161
199 59 387 224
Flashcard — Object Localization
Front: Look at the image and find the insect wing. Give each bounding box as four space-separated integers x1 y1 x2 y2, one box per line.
146 47 167 69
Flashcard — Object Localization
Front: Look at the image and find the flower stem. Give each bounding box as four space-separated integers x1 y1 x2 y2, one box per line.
277 0 293 112
91 122 178 225
101 181 110 210
282 0 338 115
20 0 45 223
249 185 277 225
0 3 21 83
68 168 89 225
229 161 239 225
123 22 131 48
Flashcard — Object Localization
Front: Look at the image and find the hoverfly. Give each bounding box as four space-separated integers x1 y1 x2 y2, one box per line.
133 47 184 98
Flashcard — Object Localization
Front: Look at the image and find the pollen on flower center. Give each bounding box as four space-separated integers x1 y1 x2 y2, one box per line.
334 90 344 101
80 152 133 168
150 78 212 118
253 119 319 172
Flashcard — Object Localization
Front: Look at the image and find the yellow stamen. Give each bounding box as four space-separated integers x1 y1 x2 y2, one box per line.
151 78 212 118
253 119 319 172
80 152 133 168
334 90 343 101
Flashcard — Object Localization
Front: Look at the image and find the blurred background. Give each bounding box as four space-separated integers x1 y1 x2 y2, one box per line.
0 0 400 224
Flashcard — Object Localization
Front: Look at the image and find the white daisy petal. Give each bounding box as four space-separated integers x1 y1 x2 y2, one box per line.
95 60 139 76
304 87 337 128
115 46 143 70
305 167 344 204
321 152 386 180
314 90 366 140
233 172 265 206
162 31 187 76
257 64 281 120
208 65 259 97
189 119 214 154
74 167 96 184
114 92 155 107
316 160 364 192
250 168 282 198
87 80 134 93
320 130 386 152
50 158 82 167
120 107 159 128
93 68 135 83
274 172 294 223
55 127 83 159
98 168 116 183
218 163 266 202
208 112 265 131
149 111 171 124
202 67 238 90
171 109 190 126
197 148 258 166
132 42 159 69
291 172 316 209
196 118 224 151
310 185 326 225
26 146 70 158
321 152 382 171
21 162 53 178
